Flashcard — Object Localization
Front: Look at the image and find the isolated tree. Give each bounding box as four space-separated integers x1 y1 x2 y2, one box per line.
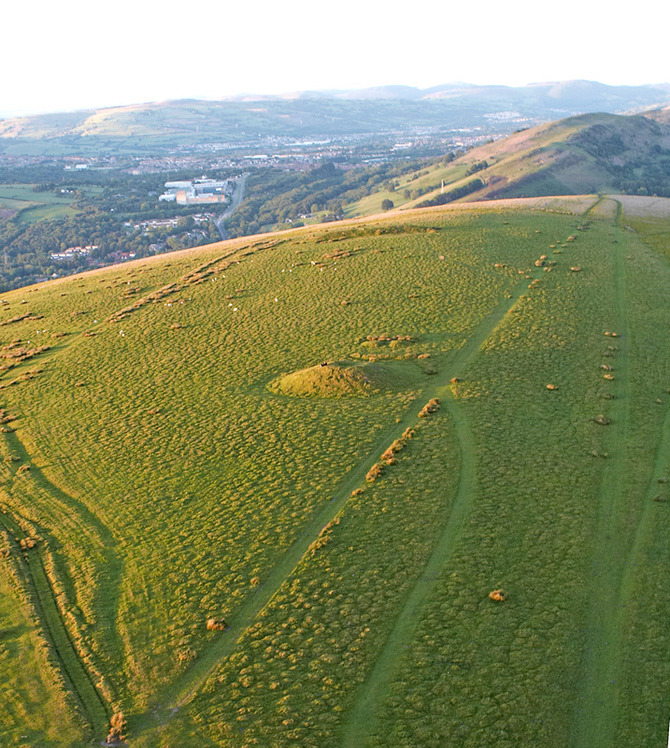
381 199 394 211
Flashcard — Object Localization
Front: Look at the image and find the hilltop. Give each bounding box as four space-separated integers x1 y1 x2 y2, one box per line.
455 111 670 198
0 194 669 746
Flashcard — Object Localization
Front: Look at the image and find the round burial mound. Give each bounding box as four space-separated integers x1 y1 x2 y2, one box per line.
270 362 377 398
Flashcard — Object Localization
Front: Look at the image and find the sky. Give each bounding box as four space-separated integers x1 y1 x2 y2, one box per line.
4 0 670 117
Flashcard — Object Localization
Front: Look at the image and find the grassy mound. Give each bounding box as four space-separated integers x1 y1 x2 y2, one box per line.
271 359 423 398
271 361 378 397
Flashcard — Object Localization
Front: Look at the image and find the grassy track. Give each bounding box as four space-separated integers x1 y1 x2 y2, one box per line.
0 506 108 738
570 208 640 747
572 201 670 746
570 237 628 745
5 427 126 693
341 397 476 746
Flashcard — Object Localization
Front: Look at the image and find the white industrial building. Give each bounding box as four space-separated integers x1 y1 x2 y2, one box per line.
159 177 232 205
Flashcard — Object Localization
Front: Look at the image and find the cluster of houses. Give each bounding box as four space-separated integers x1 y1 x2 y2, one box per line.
49 244 138 265
109 251 137 262
126 213 214 232
49 245 98 262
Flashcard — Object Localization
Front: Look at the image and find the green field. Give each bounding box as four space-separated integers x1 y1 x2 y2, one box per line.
0 196 668 746
0 184 81 225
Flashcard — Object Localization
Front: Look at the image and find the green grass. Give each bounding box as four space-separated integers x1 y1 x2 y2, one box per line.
0 184 82 224
0 185 70 203
0 196 38 212
0 201 668 746
0 556 87 746
16 204 79 224
344 163 470 217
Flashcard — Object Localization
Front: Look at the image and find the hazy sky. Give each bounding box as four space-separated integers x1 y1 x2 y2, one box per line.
4 0 669 117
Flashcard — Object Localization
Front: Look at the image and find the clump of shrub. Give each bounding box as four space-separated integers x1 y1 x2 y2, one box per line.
381 438 407 463
0 313 44 327
206 618 228 631
418 398 441 418
106 713 127 745
365 463 385 482
308 518 340 555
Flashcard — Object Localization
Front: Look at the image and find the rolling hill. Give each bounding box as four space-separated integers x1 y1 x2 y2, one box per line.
345 111 670 216
0 194 669 746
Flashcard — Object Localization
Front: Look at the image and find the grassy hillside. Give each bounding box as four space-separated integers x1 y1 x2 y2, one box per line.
346 112 670 216
0 196 669 746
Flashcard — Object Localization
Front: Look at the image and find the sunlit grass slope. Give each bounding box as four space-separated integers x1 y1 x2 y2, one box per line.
0 197 668 747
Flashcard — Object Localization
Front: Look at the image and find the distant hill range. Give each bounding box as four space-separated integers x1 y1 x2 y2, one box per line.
286 80 670 109
1 80 670 155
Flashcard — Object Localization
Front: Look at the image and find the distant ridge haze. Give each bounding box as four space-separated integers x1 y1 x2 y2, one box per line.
3 80 670 119
221 80 670 107
2 80 670 157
